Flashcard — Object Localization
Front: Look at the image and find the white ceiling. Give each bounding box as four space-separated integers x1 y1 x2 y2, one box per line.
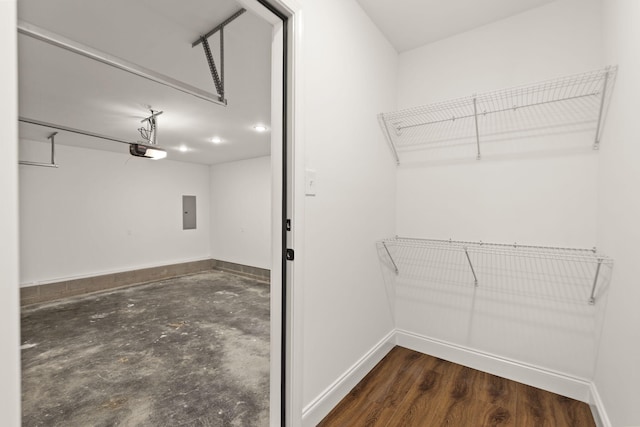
356 0 557 52
18 0 273 165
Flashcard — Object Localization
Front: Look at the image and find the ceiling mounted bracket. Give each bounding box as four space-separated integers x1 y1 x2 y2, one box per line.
19 131 59 168
192 8 247 105
138 109 164 146
133 109 167 160
201 38 224 101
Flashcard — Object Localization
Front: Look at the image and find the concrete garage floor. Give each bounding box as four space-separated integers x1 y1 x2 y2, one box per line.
21 270 270 426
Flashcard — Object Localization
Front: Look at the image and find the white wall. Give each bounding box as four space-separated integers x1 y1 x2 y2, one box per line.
394 0 607 384
396 0 603 246
209 156 271 269
0 0 22 424
595 1 640 425
300 0 397 414
19 140 211 285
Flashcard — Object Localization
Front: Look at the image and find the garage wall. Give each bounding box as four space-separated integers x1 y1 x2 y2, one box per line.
209 156 271 270
19 139 211 286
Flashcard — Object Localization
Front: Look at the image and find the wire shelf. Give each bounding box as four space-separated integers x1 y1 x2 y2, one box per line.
379 66 618 164
379 237 613 305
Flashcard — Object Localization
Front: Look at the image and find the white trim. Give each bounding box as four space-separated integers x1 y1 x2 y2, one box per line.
589 382 611 427
266 17 285 427
239 1 304 426
288 7 306 427
0 0 22 425
301 330 396 427
395 329 592 403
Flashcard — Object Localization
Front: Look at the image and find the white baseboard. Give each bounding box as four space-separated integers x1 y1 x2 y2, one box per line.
395 329 592 403
301 330 396 427
589 382 611 427
19 256 213 287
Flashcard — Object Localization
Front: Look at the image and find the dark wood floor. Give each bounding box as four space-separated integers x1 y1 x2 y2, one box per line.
318 346 595 427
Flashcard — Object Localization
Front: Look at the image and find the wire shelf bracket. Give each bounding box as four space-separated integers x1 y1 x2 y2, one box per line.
589 258 603 305
463 246 478 287
472 96 481 160
382 241 399 275
192 8 246 105
593 69 611 150
378 66 618 164
379 237 613 305
19 132 58 168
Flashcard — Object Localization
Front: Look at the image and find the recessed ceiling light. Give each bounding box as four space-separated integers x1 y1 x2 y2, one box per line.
211 137 222 144
253 124 268 132
178 145 188 152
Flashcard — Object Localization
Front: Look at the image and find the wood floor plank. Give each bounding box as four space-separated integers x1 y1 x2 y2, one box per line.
367 353 428 427
384 358 450 427
318 347 429 427
469 371 517 426
316 350 402 427
318 347 595 427
435 364 515 427
515 383 595 427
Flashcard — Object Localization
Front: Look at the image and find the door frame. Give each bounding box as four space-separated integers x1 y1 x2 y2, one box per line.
0 0 22 425
236 0 303 425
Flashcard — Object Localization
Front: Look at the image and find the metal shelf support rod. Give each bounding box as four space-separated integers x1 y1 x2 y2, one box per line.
382 241 399 275
593 69 610 150
394 236 612 254
589 258 603 305
463 247 479 286
380 114 401 165
473 96 481 160
397 91 599 131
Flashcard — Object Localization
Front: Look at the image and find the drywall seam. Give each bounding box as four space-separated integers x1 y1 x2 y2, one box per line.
395 329 592 403
301 329 396 427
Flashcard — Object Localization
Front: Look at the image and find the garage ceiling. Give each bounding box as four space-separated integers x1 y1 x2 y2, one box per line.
18 0 273 165
356 0 557 52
